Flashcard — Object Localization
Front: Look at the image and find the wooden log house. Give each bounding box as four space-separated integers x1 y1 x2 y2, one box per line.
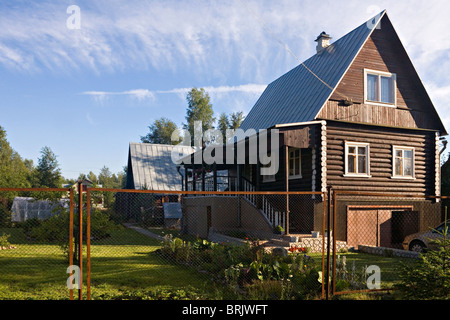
179 10 447 248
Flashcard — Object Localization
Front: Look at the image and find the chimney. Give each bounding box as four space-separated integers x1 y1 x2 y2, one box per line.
315 31 332 53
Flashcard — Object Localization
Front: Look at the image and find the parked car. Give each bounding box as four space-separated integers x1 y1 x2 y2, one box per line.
402 220 449 252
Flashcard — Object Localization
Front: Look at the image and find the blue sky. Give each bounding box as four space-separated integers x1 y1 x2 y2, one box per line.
1 0 449 179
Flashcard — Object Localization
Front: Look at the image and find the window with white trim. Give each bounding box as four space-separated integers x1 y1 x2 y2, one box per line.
364 69 396 106
288 148 302 179
345 142 370 177
392 146 414 178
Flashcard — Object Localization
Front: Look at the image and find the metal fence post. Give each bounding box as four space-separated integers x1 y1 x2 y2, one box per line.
325 186 332 300
86 188 91 300
69 187 74 300
77 181 83 300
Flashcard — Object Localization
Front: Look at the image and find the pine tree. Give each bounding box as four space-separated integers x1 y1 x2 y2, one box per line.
34 146 62 188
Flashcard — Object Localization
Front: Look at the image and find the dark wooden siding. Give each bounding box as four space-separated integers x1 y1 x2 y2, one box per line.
318 100 437 130
258 124 322 192
321 15 442 132
259 147 313 192
325 121 437 195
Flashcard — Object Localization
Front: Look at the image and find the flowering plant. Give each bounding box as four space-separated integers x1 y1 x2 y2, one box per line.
289 245 309 253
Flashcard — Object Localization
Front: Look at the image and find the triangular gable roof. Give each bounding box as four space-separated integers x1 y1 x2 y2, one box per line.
127 142 194 190
239 10 447 135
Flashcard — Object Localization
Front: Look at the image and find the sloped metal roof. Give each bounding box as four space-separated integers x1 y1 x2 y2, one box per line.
128 142 194 190
239 11 385 131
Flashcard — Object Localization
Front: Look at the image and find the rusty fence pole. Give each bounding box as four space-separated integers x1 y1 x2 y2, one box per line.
332 189 337 295
77 181 83 300
285 145 290 235
321 191 327 299
86 188 91 300
325 186 332 300
69 188 74 300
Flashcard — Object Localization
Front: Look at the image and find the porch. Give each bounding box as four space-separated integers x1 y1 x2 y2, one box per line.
177 125 322 236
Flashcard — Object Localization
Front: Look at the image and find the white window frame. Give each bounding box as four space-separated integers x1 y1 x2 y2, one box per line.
364 68 397 107
392 146 415 179
344 141 371 177
288 147 302 180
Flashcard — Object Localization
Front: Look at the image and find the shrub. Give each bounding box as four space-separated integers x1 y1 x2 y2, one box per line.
395 220 450 299
18 217 42 238
0 203 11 227
0 233 11 247
157 235 323 300
96 287 206 300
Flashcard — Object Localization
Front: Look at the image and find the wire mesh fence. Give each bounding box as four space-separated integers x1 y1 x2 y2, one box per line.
86 189 328 300
0 187 73 300
1 187 449 300
331 190 449 296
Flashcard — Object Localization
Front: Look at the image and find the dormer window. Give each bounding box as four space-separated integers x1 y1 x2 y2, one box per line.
364 69 396 106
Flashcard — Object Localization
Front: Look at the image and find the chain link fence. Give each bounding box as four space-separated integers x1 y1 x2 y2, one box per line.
1 187 449 300
0 188 73 300
86 189 327 300
332 190 449 296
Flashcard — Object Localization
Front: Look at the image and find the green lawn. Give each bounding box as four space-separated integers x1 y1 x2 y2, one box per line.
0 225 417 300
0 227 217 300
333 252 415 288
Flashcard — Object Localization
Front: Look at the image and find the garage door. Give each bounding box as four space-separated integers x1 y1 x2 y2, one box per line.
347 206 414 249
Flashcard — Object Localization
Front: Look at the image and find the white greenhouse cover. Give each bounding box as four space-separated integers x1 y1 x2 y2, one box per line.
11 197 70 222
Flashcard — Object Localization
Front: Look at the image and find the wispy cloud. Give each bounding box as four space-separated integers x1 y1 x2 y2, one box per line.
0 1 449 82
83 89 155 101
82 84 267 102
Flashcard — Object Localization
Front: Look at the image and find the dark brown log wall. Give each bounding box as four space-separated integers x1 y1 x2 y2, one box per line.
325 121 437 195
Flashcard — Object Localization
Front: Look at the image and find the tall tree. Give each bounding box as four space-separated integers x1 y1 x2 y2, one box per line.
217 113 230 142
216 111 245 144
87 171 98 184
98 166 113 187
34 146 62 188
229 111 245 130
183 87 215 144
0 126 32 190
141 117 181 145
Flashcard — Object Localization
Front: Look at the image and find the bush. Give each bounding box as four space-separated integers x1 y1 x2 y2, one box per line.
0 233 11 247
96 287 206 300
0 203 11 227
18 217 42 238
158 235 322 299
395 220 450 299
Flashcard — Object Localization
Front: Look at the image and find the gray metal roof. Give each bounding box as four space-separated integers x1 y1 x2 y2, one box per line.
239 11 385 131
128 142 194 190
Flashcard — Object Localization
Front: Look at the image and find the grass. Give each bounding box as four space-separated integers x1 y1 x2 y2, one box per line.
0 225 418 300
333 251 416 288
0 227 218 300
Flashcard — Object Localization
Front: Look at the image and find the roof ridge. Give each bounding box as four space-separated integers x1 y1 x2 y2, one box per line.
239 10 386 131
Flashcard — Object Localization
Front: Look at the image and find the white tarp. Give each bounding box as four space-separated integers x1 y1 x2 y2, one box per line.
11 197 69 222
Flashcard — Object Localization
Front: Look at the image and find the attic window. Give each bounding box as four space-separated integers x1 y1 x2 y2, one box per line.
364 69 396 106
